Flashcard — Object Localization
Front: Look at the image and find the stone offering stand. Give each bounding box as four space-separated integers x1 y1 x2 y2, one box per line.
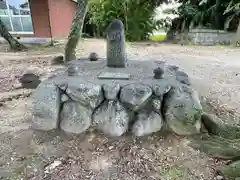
32 58 203 137
32 20 203 137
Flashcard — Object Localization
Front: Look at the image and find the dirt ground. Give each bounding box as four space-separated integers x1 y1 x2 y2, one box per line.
0 39 239 180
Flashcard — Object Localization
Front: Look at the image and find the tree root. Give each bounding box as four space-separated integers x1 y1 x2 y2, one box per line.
191 134 240 160
189 113 240 179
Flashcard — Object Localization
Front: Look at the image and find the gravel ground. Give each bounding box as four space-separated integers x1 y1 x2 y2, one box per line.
0 39 239 179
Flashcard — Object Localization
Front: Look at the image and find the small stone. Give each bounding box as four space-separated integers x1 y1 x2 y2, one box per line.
67 65 79 76
88 52 98 61
19 73 41 89
168 65 179 71
19 73 39 83
102 83 120 100
50 55 64 65
109 146 114 150
216 176 224 180
216 175 224 180
12 82 22 89
153 67 164 79
44 160 62 174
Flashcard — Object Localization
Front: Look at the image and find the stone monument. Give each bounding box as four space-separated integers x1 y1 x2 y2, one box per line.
31 19 203 138
106 19 127 68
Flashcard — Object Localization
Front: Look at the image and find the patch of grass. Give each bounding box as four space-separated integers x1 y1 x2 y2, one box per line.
151 35 166 41
160 166 189 180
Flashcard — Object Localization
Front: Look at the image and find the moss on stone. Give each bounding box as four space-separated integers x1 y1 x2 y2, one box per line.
191 134 240 160
220 160 240 179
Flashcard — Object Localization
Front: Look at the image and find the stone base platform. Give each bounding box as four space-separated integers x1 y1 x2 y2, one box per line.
31 59 202 137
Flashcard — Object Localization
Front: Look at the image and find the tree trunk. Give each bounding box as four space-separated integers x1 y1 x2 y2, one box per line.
232 18 240 46
214 0 221 29
64 0 88 62
0 18 27 51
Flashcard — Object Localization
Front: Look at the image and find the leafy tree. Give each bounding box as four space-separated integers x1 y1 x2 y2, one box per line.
165 0 240 46
87 0 170 41
223 0 240 46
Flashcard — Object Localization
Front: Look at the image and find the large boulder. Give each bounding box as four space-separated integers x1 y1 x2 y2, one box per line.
93 83 129 137
60 101 92 134
120 83 152 112
57 77 104 109
132 110 163 137
93 100 130 137
32 81 61 131
163 84 202 135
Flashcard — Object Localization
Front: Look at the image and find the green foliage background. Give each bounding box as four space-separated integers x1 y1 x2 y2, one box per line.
86 0 161 41
173 0 239 31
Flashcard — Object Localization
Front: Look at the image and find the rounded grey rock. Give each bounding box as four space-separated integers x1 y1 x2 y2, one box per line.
50 55 64 65
32 81 61 131
19 73 39 83
132 111 163 137
176 70 191 85
163 85 202 135
120 83 152 112
93 100 129 137
153 67 164 79
19 73 41 89
67 65 79 76
102 83 120 100
88 52 99 61
60 101 91 134
62 77 104 109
